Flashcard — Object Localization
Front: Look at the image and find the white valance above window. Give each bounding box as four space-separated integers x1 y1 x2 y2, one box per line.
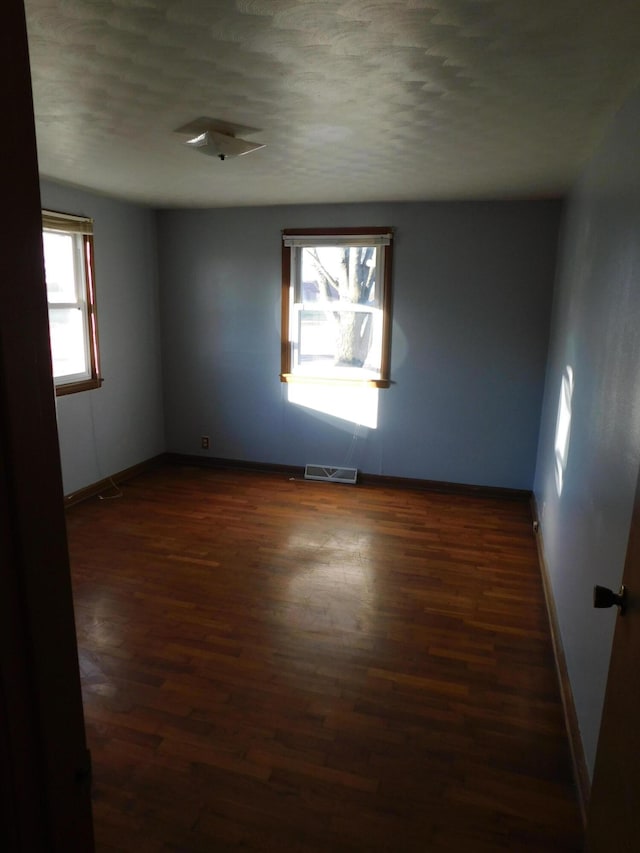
282 233 392 248
42 210 93 235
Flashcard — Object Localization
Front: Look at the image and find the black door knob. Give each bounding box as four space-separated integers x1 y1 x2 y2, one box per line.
593 584 627 614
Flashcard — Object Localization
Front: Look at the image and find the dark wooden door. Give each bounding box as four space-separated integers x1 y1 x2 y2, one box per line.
586 466 640 852
0 1 94 849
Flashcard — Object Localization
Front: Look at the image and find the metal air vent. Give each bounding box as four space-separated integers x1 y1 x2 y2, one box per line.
304 465 358 485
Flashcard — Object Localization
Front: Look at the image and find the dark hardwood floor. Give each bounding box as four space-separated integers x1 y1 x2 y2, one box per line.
66 464 583 852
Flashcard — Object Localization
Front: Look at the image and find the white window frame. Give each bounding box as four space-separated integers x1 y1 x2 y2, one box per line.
42 210 101 395
281 228 393 388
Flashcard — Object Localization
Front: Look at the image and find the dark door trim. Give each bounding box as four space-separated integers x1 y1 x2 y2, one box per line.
0 2 94 849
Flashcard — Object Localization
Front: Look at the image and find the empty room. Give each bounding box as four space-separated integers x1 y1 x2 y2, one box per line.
3 1 640 851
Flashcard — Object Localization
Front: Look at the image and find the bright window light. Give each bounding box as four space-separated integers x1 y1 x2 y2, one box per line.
42 210 101 396
281 229 393 389
554 365 574 496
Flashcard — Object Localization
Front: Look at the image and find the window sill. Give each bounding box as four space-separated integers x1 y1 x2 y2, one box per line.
280 373 390 389
55 376 103 396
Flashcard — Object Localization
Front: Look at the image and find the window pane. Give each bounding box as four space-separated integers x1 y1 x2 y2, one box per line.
43 231 77 303
298 307 381 372
48 308 87 378
300 246 378 307
299 311 335 365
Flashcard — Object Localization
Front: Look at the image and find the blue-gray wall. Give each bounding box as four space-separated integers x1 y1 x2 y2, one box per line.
157 200 561 489
41 181 165 495
534 87 640 777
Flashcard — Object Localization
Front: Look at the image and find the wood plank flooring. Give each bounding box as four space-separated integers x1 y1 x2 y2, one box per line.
66 464 583 852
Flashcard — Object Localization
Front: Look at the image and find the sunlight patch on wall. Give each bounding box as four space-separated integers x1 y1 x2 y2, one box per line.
288 382 379 429
554 365 574 497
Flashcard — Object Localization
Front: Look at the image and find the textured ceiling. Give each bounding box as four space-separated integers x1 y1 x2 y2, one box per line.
24 0 640 207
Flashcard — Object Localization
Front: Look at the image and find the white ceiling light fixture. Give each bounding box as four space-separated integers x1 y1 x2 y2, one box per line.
175 117 265 161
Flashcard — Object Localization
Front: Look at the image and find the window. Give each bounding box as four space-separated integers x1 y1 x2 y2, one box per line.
42 210 101 395
281 228 393 387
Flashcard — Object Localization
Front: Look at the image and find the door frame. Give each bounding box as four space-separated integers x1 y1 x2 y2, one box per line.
0 1 94 849
586 460 640 851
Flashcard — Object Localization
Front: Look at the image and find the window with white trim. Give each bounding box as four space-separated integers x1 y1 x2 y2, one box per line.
42 210 101 395
281 228 393 387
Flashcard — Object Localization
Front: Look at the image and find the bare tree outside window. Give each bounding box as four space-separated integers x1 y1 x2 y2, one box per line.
304 245 378 368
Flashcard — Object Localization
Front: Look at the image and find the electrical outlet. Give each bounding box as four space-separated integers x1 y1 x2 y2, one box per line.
201 435 209 450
